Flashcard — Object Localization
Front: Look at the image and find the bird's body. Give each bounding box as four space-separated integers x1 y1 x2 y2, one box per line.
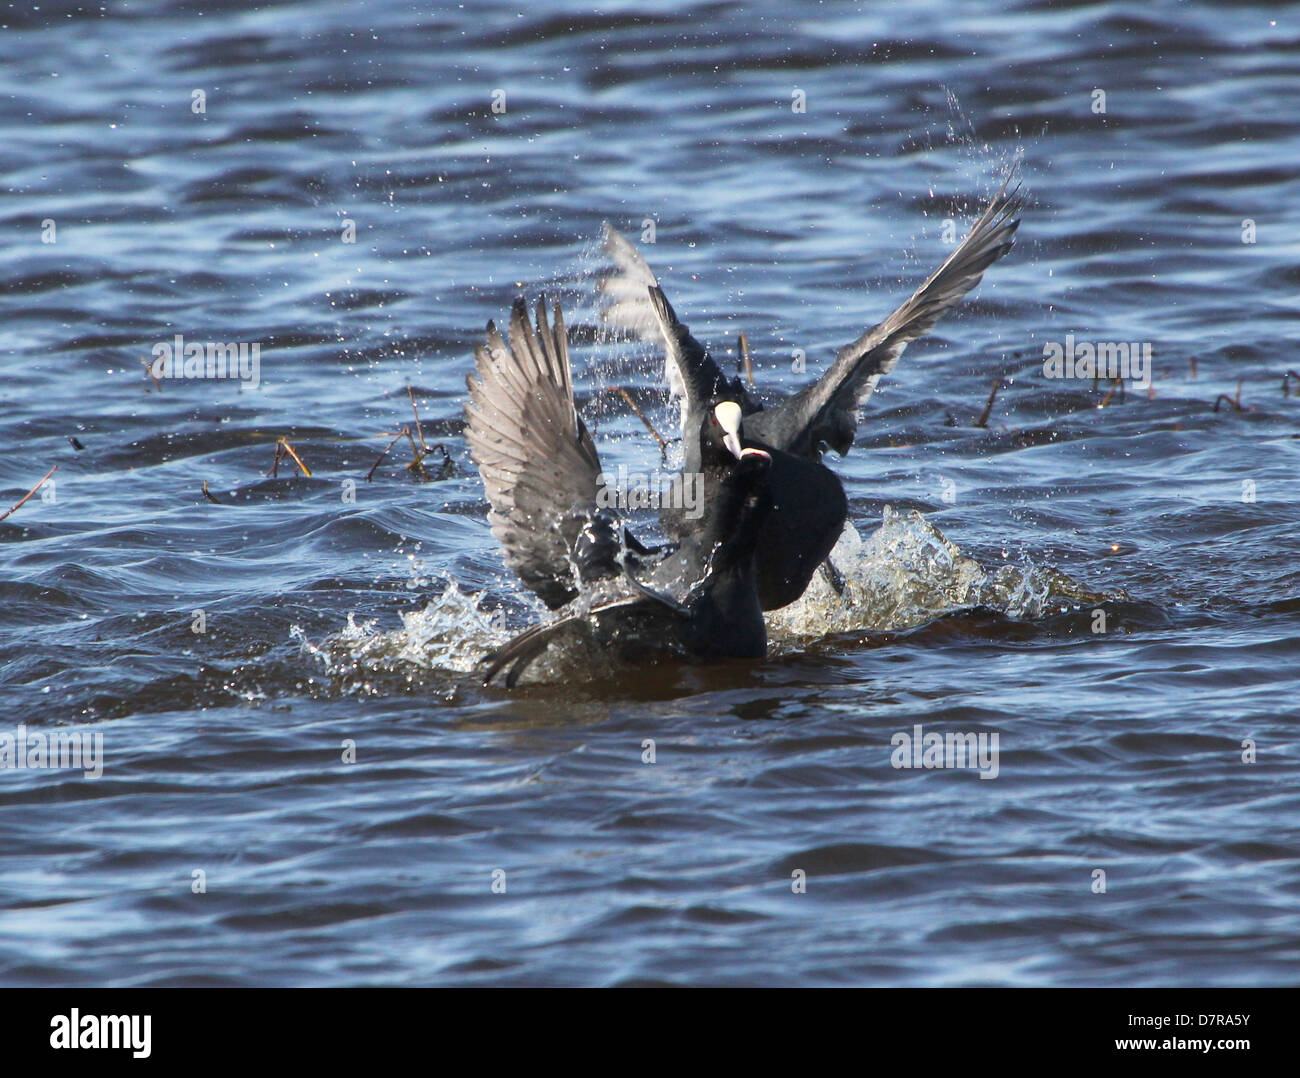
479 446 775 686
464 296 775 686
463 173 1025 682
666 400 847 612
600 170 1023 609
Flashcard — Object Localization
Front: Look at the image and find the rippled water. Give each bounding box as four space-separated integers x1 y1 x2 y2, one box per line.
2 0 1298 986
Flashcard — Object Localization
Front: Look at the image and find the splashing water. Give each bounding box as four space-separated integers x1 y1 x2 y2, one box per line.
767 506 985 644
300 508 1123 687
294 579 514 690
768 505 1122 648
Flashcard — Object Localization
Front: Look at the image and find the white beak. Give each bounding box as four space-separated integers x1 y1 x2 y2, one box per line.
714 401 744 460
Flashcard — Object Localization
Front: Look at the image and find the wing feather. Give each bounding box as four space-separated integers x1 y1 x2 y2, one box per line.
756 168 1024 456
464 296 602 609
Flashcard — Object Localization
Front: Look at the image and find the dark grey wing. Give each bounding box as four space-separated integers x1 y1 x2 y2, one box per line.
480 616 577 687
464 296 601 609
644 284 756 421
480 594 681 687
750 169 1024 458
599 223 755 466
598 221 664 344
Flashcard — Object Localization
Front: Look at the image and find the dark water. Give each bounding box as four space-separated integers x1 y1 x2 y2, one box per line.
2 0 1298 986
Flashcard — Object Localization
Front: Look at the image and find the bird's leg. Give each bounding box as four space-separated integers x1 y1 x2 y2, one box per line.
620 560 690 615
621 526 678 566
819 556 848 597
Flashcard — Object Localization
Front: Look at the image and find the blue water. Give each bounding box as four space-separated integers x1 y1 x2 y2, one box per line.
1 0 1298 986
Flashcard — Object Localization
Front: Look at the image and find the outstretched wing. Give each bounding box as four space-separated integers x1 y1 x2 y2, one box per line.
598 221 665 348
749 169 1024 458
645 284 756 420
599 224 754 454
480 595 665 687
464 296 601 609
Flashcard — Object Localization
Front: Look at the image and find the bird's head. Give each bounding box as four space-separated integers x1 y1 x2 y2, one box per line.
702 396 759 463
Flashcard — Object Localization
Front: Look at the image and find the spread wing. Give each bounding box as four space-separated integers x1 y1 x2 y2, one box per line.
752 169 1024 457
464 296 601 609
597 221 665 349
599 224 754 457
644 284 756 421
480 595 666 687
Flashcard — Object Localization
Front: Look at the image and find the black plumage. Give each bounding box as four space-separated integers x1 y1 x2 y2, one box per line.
464 296 775 686
599 170 1024 608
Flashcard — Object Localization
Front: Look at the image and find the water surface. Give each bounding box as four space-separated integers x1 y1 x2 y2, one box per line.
1 0 1298 986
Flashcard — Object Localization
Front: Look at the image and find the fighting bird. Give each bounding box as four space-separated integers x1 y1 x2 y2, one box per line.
599 169 1024 608
464 296 776 686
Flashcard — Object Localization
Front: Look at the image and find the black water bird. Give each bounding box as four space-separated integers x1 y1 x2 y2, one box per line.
674 394 847 612
464 296 775 686
600 170 1024 605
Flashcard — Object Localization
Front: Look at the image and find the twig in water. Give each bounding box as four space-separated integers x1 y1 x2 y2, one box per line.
613 387 669 459
141 356 162 392
407 386 429 454
1189 357 1198 379
0 465 58 523
268 438 311 478
278 439 312 477
1213 379 1245 413
738 332 755 388
401 428 430 478
367 426 450 481
975 378 1005 429
201 480 221 505
1099 378 1124 408
266 441 285 478
265 436 283 475
367 429 408 481
1282 370 1300 398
